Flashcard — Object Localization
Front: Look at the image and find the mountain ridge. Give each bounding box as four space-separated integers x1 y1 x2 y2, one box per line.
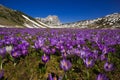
59 13 120 28
0 4 120 28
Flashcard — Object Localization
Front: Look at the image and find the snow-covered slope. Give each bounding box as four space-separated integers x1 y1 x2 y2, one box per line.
22 15 46 28
59 13 120 28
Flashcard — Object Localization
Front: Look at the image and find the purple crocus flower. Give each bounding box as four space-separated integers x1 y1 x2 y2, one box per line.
22 49 28 56
21 40 29 47
83 58 94 68
60 59 72 71
79 50 86 58
0 70 4 79
18 43 29 50
60 49 66 53
100 54 108 61
92 50 99 60
93 36 99 43
42 54 50 64
61 52 67 58
96 73 109 80
34 38 44 49
21 45 27 50
41 46 51 55
48 73 58 80
104 62 114 71
0 48 6 58
48 73 62 80
11 50 21 58
102 46 109 54
51 48 56 54
4 40 10 45
48 73 53 80
50 38 58 46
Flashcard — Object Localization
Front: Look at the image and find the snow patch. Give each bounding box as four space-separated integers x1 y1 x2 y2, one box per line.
24 23 34 28
22 15 46 28
0 25 5 27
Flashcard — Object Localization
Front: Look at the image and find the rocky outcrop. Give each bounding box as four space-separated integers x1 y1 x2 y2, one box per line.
36 15 61 26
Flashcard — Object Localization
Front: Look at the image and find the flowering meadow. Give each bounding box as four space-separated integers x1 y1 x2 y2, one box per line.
0 28 120 80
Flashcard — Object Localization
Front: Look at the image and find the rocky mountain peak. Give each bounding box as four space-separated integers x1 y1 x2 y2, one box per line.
36 15 61 26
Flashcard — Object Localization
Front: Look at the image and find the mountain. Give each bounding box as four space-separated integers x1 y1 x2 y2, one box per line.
36 15 61 26
35 13 120 29
0 4 120 28
59 13 120 28
0 4 50 28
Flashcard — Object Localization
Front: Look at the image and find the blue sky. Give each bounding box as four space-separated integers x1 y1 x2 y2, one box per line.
0 0 120 23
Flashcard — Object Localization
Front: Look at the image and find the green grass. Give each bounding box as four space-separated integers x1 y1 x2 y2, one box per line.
1 47 120 80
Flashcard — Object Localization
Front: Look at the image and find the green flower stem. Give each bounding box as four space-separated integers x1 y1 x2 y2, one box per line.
0 61 3 70
63 71 67 80
86 70 90 80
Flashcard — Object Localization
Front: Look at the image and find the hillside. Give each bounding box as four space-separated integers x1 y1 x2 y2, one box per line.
0 4 49 28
